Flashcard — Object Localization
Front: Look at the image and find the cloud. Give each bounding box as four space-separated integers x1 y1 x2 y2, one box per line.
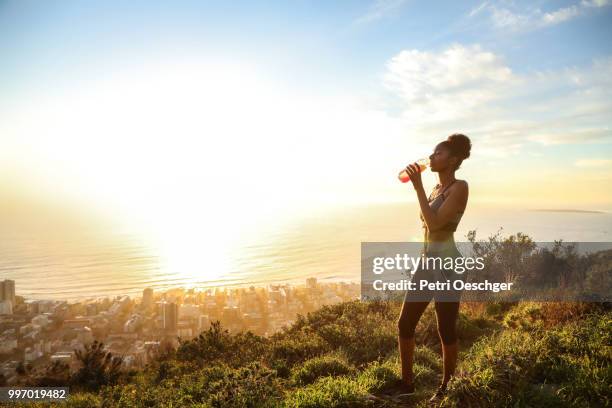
383 43 519 124
541 5 582 25
527 128 612 145
468 2 490 18
574 158 612 167
382 44 612 157
353 0 409 25
468 0 610 32
581 0 611 8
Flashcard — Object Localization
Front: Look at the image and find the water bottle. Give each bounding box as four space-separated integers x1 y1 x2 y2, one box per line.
398 158 430 183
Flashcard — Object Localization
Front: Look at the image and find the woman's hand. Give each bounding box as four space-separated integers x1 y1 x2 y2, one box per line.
405 162 423 190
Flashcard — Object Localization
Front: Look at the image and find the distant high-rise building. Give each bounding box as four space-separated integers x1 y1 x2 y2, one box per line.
142 288 154 310
198 315 211 331
0 280 16 306
0 300 12 315
158 301 178 331
306 277 317 289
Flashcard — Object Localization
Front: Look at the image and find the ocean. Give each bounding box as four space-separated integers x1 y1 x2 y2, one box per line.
1 202 611 302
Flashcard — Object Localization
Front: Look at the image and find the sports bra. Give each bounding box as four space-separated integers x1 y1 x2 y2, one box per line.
420 179 464 232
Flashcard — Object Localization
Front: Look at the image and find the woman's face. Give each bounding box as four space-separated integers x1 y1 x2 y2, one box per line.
428 143 456 172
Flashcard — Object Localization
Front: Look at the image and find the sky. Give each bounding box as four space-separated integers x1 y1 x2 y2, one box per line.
1 0 612 249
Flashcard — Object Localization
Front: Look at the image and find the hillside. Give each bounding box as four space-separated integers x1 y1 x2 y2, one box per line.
7 298 610 407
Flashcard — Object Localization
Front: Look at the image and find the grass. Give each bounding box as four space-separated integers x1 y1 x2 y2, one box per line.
6 300 609 408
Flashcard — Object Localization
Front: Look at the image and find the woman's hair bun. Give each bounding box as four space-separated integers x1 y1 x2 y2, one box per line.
447 133 471 160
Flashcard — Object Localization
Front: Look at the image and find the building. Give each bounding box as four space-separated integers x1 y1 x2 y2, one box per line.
179 304 200 319
50 352 79 372
142 288 154 310
63 318 92 330
25 300 57 314
108 295 131 315
222 306 241 332
157 301 178 331
0 280 16 307
31 314 50 328
74 327 94 344
198 314 210 332
0 336 17 354
0 300 12 315
24 348 42 362
177 322 193 339
124 314 142 333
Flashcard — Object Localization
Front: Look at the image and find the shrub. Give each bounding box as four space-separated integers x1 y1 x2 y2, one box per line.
270 335 328 367
291 354 354 386
414 345 441 370
356 360 398 393
283 375 371 408
176 320 269 368
72 340 123 392
65 393 102 408
445 311 612 407
98 362 283 408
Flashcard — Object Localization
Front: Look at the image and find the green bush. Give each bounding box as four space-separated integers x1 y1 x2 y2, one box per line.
176 320 269 368
414 345 442 370
502 303 544 330
282 375 371 408
291 354 354 385
270 335 328 367
97 362 283 408
445 311 612 407
356 360 398 393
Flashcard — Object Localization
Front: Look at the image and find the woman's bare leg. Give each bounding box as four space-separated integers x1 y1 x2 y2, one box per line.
441 341 458 385
398 335 416 384
434 300 461 386
397 300 429 385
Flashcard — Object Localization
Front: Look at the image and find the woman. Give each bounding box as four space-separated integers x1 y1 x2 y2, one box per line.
394 133 471 402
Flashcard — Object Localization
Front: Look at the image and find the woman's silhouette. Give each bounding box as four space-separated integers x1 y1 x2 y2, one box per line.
394 133 471 402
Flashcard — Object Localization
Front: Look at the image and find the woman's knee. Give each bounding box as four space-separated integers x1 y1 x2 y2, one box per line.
397 315 416 339
437 324 457 345
435 301 460 344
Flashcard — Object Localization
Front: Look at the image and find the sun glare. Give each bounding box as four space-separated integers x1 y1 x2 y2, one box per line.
1 59 419 283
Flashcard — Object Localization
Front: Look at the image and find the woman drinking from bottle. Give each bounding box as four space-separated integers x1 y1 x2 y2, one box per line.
393 133 471 403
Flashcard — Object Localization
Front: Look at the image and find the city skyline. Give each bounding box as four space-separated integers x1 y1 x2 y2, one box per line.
1 0 611 302
0 276 359 386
